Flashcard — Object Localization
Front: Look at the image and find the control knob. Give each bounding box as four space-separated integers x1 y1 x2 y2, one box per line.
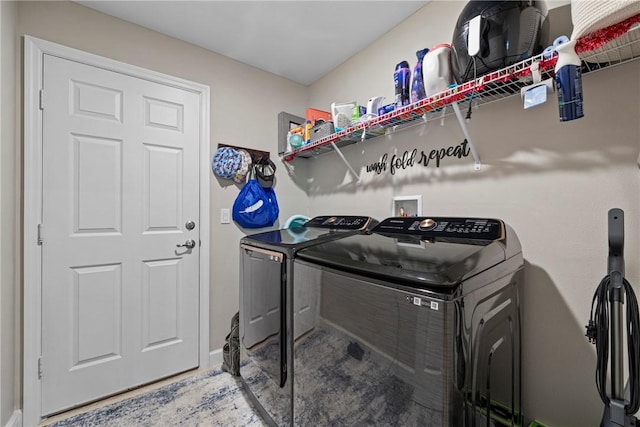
419 219 436 231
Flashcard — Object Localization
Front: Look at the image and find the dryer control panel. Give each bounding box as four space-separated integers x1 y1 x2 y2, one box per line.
373 216 505 241
305 216 376 230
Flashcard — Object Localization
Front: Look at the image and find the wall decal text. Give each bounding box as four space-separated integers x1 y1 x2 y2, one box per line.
366 140 471 175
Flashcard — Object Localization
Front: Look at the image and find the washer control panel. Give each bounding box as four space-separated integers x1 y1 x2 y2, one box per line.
373 216 505 241
305 216 376 231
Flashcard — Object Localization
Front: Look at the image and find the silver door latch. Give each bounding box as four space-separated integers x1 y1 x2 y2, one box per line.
176 240 196 249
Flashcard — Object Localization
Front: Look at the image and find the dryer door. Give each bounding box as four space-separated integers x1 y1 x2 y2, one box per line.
240 244 287 388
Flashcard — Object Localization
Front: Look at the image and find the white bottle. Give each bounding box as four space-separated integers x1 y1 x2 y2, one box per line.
424 44 453 97
366 96 385 116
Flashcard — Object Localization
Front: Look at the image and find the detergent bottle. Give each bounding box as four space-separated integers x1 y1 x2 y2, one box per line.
411 48 429 103
394 61 411 107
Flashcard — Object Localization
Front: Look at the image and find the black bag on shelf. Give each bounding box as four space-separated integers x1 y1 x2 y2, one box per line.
451 1 549 83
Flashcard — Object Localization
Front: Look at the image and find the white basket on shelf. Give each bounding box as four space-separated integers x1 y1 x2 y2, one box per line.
572 0 640 40
572 1 640 64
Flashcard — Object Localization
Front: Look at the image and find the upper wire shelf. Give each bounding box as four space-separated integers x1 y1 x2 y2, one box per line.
282 14 640 163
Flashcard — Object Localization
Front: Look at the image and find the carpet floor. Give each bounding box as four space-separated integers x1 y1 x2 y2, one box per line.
43 326 470 426
45 369 266 427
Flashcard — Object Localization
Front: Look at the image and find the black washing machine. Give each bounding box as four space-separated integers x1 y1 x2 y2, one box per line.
290 216 524 426
238 215 378 426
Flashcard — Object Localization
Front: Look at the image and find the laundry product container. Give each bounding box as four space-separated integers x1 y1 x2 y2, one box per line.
424 43 454 97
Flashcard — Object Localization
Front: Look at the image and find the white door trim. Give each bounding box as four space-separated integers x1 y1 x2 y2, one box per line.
23 35 211 427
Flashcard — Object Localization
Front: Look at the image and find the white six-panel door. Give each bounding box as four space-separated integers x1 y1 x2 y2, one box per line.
41 53 200 415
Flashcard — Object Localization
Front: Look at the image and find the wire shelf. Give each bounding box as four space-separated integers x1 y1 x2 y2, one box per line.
282 15 640 163
580 23 640 72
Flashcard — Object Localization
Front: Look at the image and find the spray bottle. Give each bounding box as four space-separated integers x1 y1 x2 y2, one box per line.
554 37 584 121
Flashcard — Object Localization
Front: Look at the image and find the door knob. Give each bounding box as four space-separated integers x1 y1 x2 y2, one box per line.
176 239 196 249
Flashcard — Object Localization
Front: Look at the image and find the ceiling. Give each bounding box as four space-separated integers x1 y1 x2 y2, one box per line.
75 1 428 85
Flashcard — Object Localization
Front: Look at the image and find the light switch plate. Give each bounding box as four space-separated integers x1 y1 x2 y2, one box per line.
220 208 230 224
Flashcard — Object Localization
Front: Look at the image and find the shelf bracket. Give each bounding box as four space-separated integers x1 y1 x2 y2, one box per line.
330 141 360 182
451 102 481 170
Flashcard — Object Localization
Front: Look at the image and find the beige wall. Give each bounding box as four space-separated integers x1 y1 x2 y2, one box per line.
1 1 18 425
5 1 640 426
306 2 640 426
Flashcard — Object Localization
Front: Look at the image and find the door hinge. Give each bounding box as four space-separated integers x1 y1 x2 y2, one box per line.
39 90 44 110
38 357 43 379
37 224 43 245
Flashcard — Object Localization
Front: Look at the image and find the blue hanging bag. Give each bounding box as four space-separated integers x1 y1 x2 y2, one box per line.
232 167 279 229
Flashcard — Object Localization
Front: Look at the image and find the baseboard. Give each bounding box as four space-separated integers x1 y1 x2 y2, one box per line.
209 348 223 369
5 410 22 427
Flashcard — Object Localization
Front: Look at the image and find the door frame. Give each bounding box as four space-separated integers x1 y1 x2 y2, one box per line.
23 35 211 426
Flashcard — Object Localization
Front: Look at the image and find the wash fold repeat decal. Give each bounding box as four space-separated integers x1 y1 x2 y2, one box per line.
366 139 471 175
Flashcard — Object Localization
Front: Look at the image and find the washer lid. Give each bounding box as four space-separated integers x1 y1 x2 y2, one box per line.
297 217 510 289
240 215 378 248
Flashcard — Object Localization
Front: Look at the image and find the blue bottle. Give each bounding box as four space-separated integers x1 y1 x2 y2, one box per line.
411 48 429 103
394 61 411 108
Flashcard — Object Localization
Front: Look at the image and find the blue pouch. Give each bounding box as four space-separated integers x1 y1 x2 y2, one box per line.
232 174 279 229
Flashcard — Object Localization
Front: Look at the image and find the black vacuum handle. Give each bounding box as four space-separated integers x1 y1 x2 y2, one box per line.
608 208 624 278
